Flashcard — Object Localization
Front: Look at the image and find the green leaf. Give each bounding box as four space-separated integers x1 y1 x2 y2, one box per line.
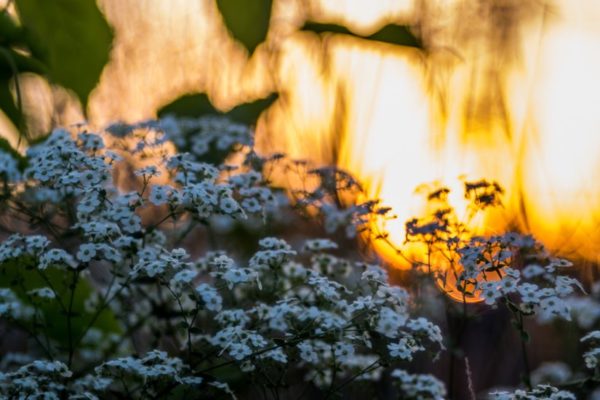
158 92 278 125
0 11 24 46
14 0 113 107
0 47 45 79
0 77 21 130
0 257 121 344
367 24 422 48
301 22 422 49
0 47 45 139
216 0 272 54
301 22 355 36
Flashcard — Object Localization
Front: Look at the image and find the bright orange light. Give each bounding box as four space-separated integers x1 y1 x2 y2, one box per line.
19 0 597 301
252 0 600 300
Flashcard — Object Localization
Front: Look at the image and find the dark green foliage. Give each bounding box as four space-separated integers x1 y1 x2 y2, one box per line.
301 22 423 49
158 92 278 125
14 0 113 107
0 11 47 134
216 0 272 54
0 257 121 345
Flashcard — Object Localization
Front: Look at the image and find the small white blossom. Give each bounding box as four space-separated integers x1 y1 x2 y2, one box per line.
28 287 56 299
77 243 97 262
149 185 172 206
135 165 160 177
391 369 446 399
303 239 338 252
375 307 407 339
388 337 423 360
196 283 222 312
39 249 77 270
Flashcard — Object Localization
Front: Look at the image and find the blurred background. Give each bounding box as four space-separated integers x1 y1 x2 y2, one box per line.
1 0 600 397
2 0 600 266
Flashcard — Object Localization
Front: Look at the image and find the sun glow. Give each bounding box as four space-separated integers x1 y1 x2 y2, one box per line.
253 0 600 270
9 0 598 296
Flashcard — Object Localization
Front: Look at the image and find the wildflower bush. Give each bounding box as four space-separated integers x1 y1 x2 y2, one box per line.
0 116 597 399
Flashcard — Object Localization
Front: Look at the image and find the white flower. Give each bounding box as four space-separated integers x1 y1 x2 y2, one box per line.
375 285 408 309
581 330 600 343
297 342 319 364
208 254 235 270
120 214 142 234
407 317 443 344
28 287 56 299
39 249 77 270
0 288 33 319
567 297 600 329
333 342 354 362
258 237 291 250
554 276 582 297
303 239 338 252
222 267 255 289
149 185 170 206
170 269 197 289
241 197 262 213
490 384 575 399
391 369 447 399
539 296 570 321
499 277 519 294
375 307 407 339
479 281 502 305
388 337 423 360
79 170 101 187
220 196 242 216
262 348 287 363
215 309 250 327
25 236 50 253
522 264 545 279
531 362 572 386
547 258 573 270
282 262 307 279
77 193 101 215
134 165 160 177
77 243 97 262
583 347 600 369
79 221 121 240
180 376 204 386
361 264 388 282
195 283 222 312
104 150 122 163
78 132 104 150
0 150 20 181
518 283 541 304
98 244 122 263
229 343 252 361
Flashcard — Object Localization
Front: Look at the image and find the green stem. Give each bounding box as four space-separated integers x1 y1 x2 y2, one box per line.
517 311 532 389
67 269 80 368
325 359 380 398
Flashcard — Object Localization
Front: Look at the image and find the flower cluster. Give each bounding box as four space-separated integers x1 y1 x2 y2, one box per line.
564 281 600 329
391 369 447 399
489 384 576 400
581 330 600 370
455 235 581 323
0 116 596 399
159 115 253 162
0 119 445 399
0 360 73 399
